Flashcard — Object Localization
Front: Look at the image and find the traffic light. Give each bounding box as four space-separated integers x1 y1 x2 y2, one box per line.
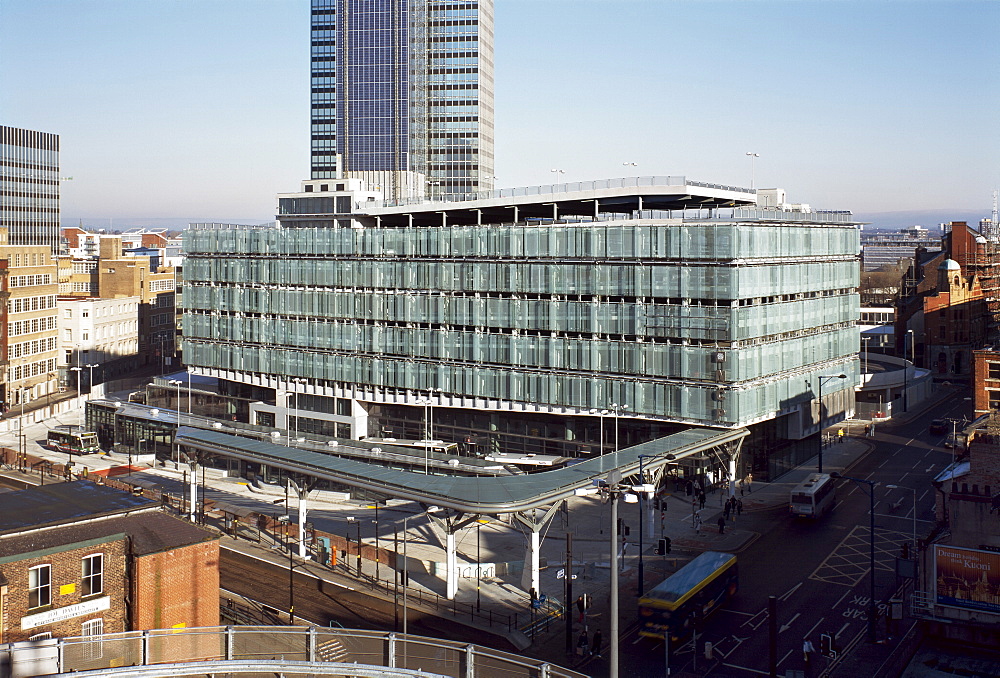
902 542 910 559
664 537 671 554
656 538 666 555
820 633 833 657
654 497 662 510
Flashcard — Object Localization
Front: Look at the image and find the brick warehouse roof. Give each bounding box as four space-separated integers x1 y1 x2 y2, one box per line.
0 480 156 535
0 511 218 563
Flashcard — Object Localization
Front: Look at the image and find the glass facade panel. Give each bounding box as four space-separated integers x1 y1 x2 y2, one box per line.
185 208 859 428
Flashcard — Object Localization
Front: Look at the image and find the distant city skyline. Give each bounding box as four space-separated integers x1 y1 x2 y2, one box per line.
2 0 997 226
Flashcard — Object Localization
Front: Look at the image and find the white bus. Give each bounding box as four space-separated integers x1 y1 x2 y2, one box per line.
790 473 836 519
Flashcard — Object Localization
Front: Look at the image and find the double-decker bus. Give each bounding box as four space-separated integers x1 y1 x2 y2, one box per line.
789 473 836 519
638 551 738 642
47 426 101 455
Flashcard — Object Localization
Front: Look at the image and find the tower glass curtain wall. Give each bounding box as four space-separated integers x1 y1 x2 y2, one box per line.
0 126 60 252
311 0 495 200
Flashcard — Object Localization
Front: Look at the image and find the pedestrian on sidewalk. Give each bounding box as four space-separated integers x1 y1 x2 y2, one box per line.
694 512 703 533
837 428 845 444
576 629 589 657
739 478 745 496
717 516 725 534
737 498 743 516
723 502 730 521
747 472 753 492
698 492 706 510
591 629 603 658
803 638 816 664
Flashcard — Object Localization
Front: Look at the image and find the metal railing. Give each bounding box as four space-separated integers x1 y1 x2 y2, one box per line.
0 626 587 678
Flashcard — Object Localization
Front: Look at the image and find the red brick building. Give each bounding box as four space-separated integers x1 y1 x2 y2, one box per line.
922 258 989 377
972 348 1000 416
0 481 219 644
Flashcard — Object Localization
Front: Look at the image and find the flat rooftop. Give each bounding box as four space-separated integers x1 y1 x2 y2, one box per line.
367 176 756 227
0 480 156 536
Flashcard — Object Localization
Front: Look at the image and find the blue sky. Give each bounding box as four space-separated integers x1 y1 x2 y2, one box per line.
1 0 997 226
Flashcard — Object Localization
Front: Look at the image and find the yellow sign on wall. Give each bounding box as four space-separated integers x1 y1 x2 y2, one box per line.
59 583 76 596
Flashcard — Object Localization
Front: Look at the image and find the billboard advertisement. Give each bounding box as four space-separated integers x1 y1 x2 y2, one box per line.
935 545 1000 613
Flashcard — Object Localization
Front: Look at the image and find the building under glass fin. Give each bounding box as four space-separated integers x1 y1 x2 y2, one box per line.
183 177 860 480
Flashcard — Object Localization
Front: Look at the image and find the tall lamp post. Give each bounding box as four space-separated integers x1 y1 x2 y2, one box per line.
831 472 877 642
903 329 913 412
635 454 675 597
347 516 362 577
85 363 100 395
576 471 637 678
816 374 847 473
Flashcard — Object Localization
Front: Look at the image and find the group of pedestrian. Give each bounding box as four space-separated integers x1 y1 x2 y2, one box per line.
576 628 603 658
723 496 743 521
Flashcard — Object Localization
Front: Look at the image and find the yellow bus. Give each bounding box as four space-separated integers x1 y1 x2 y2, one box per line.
638 551 738 642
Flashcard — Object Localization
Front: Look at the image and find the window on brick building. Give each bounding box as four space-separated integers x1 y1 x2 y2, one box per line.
28 564 51 608
81 618 104 659
989 390 1000 411
82 553 103 596
989 363 1000 380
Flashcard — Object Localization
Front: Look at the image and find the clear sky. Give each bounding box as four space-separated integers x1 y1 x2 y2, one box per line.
1 0 997 226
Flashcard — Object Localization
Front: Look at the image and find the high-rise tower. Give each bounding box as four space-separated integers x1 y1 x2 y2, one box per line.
0 126 60 252
310 0 494 200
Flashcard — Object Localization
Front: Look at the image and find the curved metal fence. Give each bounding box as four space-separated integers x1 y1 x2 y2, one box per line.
0 625 586 678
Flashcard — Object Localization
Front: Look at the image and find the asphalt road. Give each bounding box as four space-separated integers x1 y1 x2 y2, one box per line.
611 396 968 678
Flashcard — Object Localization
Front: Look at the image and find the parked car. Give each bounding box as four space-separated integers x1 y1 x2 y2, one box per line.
929 419 946 435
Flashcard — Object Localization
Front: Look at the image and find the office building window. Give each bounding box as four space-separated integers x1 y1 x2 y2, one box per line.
82 553 103 596
989 363 1000 380
28 564 51 608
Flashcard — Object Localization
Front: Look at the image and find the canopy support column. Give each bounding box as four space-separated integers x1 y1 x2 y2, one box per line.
288 478 317 559
513 503 562 597
427 509 480 600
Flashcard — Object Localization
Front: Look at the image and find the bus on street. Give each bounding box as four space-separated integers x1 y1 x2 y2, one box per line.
47 426 100 456
638 550 738 642
789 473 836 519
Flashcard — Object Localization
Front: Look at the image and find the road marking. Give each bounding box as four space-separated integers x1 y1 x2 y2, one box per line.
925 465 935 473
919 489 931 502
779 582 802 601
779 613 800 633
722 609 755 617
778 649 793 667
833 589 852 609
878 457 889 468
803 616 825 639
720 662 770 675
835 622 850 638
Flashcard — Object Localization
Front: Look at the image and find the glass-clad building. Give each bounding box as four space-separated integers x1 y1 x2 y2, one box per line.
183 177 860 479
311 0 495 200
0 126 60 252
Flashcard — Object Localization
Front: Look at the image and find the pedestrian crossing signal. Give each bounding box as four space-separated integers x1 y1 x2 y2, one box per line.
655 538 671 555
820 633 833 656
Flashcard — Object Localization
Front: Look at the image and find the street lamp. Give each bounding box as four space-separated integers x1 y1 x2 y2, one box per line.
903 329 914 412
347 516 362 577
636 454 675 597
578 471 637 678
745 152 760 189
550 168 565 183
862 336 871 375
816 374 847 473
830 472 877 643
132 438 145 477
85 363 100 395
611 403 628 452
